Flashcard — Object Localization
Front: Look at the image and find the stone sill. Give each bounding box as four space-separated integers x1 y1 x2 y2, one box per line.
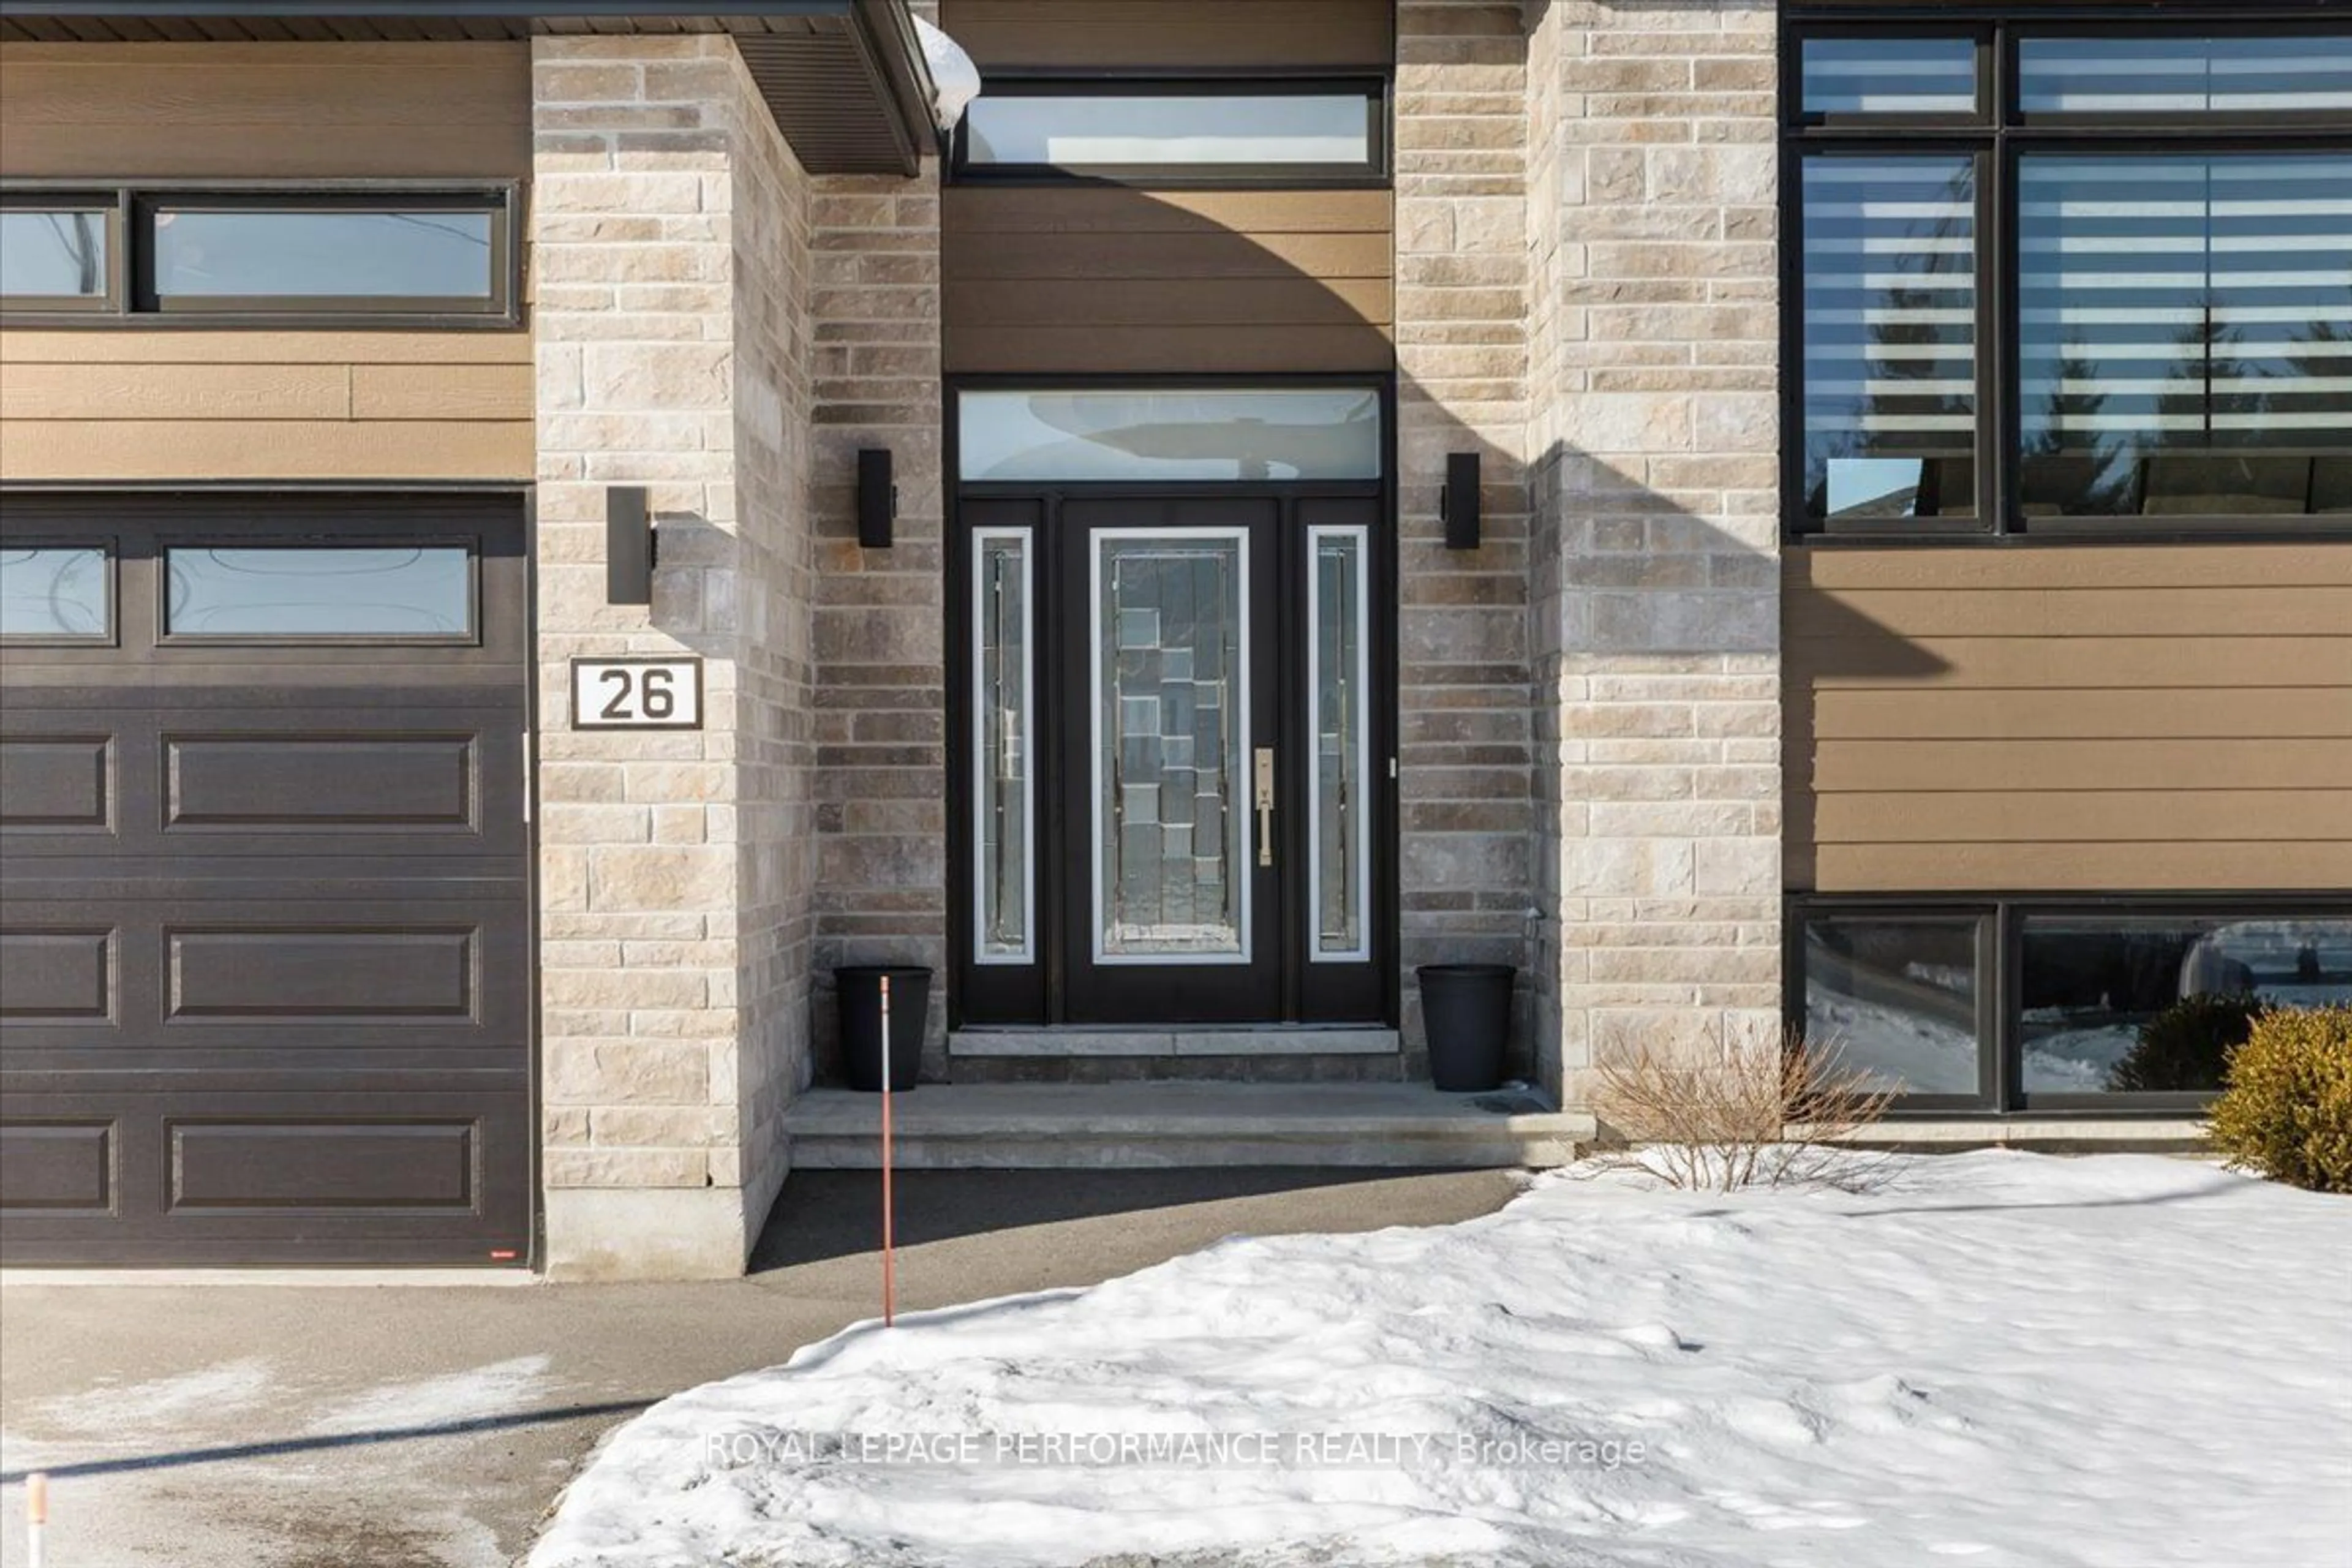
1804 1118 2211 1154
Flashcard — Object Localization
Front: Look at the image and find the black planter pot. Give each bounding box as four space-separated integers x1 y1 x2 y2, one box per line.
835 965 930 1092
1417 963 1515 1093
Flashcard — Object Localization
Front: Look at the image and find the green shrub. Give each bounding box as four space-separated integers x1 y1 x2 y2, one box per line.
2207 1005 2352 1194
2106 992 2271 1093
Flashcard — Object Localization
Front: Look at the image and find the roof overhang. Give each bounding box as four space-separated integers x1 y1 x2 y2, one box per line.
0 1 940 175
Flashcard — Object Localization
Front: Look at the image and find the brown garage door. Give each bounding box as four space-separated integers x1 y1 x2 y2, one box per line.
0 493 532 1265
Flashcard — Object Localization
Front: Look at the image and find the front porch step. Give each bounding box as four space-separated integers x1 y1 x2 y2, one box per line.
781 1082 1593 1170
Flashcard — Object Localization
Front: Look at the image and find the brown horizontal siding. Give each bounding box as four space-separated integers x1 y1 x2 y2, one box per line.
1786 543 2352 894
0 41 530 178
0 334 534 483
940 0 1391 70
0 45 533 484
943 188 1395 375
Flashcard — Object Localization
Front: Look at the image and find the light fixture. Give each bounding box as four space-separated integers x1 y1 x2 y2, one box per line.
859 448 897 548
606 484 653 605
1441 451 1480 550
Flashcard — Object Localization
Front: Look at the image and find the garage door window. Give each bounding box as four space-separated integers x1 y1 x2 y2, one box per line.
164 545 473 639
0 546 111 640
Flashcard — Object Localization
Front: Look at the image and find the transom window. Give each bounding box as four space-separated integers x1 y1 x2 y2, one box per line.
0 184 518 323
952 80 1387 184
1785 19 2352 537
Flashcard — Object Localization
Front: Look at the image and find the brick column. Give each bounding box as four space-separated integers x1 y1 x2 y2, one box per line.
805 172 949 1078
1394 1 1540 1080
1526 0 1783 1103
531 36 817 1278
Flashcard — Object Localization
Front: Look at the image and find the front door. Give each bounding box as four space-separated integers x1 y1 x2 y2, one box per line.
957 485 1390 1029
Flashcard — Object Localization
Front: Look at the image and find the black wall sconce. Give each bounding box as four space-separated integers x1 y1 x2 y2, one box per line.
1441 451 1481 550
858 447 897 548
606 484 654 605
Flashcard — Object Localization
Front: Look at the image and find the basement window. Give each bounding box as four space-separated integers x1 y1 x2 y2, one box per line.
952 80 1387 184
0 183 519 326
1791 897 2352 1114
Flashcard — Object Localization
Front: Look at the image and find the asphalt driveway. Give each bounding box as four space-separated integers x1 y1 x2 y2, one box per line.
0 1167 1520 1567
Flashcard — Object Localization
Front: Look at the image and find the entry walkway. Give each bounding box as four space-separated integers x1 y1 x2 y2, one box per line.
0 1167 1520 1568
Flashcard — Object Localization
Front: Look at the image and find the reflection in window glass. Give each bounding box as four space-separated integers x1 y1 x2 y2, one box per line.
166 547 471 636
1800 37 1977 116
974 531 1033 964
965 93 1373 168
2018 154 2351 519
2022 915 2352 1095
1310 527 1368 961
149 207 497 300
1801 156 1979 523
1802 917 1981 1096
960 389 1382 483
0 548 109 638
2019 36 2352 115
0 210 108 298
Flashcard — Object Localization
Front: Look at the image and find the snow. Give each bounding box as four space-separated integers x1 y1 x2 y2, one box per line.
915 17 982 130
530 1152 2352 1568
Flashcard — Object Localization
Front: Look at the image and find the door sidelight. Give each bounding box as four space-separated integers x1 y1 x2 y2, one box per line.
1254 747 1276 867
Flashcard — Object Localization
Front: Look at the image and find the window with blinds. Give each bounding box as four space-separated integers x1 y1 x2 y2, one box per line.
2018 153 2352 518
2018 35 2352 116
1785 15 2352 535
1800 156 1980 524
1798 37 1978 119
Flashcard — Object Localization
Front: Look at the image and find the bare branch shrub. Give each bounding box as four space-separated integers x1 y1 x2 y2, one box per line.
1585 1028 1898 1193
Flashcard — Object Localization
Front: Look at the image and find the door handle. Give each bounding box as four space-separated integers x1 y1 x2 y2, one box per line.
1254 747 1275 867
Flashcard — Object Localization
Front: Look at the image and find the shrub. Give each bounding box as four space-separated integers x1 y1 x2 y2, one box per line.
2106 992 2271 1093
2207 1005 2352 1194
1586 1030 1895 1193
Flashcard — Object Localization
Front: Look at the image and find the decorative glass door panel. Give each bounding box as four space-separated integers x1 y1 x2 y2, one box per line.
953 449 1390 1028
1092 530 1250 963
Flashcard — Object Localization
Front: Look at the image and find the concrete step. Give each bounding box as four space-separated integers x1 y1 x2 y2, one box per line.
782 1081 1593 1170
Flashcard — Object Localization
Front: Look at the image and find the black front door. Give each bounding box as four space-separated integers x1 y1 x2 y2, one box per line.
956 488 1390 1028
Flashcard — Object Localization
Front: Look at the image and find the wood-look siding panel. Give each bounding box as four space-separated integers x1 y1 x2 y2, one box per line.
946 277 1392 328
1814 791 2352 844
0 419 533 481
1785 542 2352 894
0 332 533 366
949 325 1394 377
949 189 1392 236
0 43 532 179
941 1 1392 70
0 363 352 421
943 189 1395 375
1808 688 2352 741
0 331 533 481
949 230 1394 281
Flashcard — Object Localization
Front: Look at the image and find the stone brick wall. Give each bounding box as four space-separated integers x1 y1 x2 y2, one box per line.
1394 0 1540 1080
1523 0 1783 1105
804 170 949 1079
530 36 817 1278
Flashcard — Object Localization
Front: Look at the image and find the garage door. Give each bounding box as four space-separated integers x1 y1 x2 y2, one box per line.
0 494 532 1265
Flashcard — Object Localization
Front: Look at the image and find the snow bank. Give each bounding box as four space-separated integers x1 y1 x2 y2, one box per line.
530 1152 2352 1568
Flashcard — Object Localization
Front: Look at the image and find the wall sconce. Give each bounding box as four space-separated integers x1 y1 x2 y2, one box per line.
859 448 897 548
606 484 654 605
1441 451 1481 550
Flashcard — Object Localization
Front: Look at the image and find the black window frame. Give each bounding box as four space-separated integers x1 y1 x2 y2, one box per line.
0 180 522 328
1781 9 2352 543
1789 892 2352 1115
948 74 1392 189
